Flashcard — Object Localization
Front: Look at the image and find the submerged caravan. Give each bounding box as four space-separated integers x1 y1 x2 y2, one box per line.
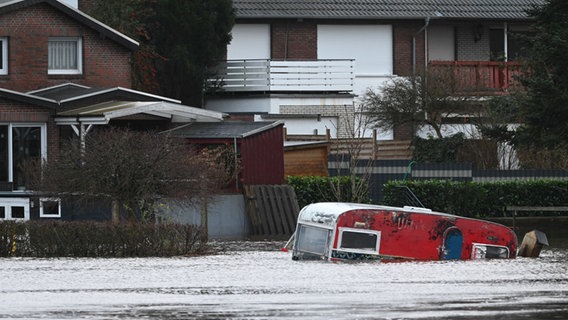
288 202 519 261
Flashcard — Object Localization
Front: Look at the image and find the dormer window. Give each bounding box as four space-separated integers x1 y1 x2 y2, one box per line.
0 37 8 75
48 37 82 75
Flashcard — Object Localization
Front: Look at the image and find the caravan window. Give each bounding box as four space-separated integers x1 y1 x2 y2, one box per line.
471 243 510 259
295 224 331 257
338 228 381 253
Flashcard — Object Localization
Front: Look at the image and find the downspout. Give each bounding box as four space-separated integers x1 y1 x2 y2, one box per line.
412 17 430 75
234 137 238 190
503 22 508 62
284 20 289 60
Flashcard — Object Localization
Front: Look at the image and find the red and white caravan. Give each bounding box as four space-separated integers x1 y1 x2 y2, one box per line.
289 202 518 261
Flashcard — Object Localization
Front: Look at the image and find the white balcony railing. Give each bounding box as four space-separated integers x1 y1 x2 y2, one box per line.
209 59 354 93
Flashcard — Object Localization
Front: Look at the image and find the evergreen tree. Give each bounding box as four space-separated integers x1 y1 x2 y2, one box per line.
519 0 568 148
86 0 234 107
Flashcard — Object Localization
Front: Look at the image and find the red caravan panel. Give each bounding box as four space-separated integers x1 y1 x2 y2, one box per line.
333 209 517 260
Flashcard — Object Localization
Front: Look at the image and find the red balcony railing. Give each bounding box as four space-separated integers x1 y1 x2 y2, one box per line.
429 61 524 95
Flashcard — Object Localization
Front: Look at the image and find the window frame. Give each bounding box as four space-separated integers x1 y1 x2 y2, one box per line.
0 123 47 191
0 198 30 220
48 37 83 75
39 198 61 218
0 37 8 75
471 243 510 259
294 224 332 257
337 227 381 255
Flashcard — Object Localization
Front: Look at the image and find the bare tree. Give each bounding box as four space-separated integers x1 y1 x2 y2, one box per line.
327 105 374 203
362 69 472 139
26 128 234 224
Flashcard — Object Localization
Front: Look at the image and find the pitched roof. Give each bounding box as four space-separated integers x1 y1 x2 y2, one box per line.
233 0 544 20
0 0 138 51
166 121 283 139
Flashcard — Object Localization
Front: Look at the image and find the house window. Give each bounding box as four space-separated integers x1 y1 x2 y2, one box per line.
39 198 61 218
0 198 30 220
0 124 47 191
0 37 7 75
48 37 82 75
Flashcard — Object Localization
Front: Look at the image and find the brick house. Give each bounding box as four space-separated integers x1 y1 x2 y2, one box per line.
205 0 542 141
0 0 227 221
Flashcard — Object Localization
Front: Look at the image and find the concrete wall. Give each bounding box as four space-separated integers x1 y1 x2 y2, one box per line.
160 194 250 240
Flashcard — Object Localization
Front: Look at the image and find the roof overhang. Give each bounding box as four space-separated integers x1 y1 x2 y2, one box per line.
54 101 227 125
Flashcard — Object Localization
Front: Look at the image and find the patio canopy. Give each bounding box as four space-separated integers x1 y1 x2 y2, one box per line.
54 100 226 125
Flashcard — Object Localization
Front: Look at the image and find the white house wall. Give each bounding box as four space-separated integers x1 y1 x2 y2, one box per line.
227 24 271 60
59 0 78 8
260 116 338 137
416 123 480 139
428 25 455 61
205 95 274 114
317 24 393 95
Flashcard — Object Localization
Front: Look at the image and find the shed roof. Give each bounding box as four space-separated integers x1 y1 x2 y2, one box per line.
166 121 283 139
233 0 544 20
0 0 138 51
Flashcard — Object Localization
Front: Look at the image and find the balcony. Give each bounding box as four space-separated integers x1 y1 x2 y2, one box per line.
429 61 524 95
208 59 354 93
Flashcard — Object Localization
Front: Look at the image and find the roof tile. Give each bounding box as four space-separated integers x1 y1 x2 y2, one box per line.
234 0 544 20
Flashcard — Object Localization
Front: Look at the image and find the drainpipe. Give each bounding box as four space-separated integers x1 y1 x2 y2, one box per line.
234 137 239 190
503 22 508 62
412 17 430 75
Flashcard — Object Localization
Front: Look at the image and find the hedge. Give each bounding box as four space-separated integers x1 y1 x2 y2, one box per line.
287 175 370 210
382 179 568 217
0 221 209 258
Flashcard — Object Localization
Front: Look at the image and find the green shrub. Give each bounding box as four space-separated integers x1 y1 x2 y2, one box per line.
287 175 370 209
0 221 208 258
383 179 568 217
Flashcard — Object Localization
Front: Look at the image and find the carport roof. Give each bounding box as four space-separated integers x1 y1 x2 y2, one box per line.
55 100 227 125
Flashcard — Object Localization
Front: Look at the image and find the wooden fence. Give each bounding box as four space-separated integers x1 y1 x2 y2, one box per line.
244 185 300 240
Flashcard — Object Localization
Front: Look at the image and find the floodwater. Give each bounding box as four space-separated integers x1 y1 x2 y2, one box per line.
1 242 567 320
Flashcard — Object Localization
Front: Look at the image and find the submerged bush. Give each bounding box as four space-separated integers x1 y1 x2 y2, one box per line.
0 221 209 258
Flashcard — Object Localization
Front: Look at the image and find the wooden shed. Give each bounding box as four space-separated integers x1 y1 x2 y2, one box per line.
166 121 285 188
284 141 329 176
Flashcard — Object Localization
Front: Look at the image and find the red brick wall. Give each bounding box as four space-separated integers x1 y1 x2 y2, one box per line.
0 3 132 92
271 20 317 60
393 22 426 76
